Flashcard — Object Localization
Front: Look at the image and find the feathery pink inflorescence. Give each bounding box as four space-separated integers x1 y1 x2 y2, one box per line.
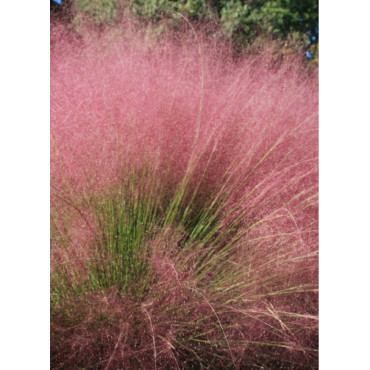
51 25 318 369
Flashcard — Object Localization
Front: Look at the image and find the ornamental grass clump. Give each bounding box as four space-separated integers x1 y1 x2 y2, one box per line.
51 24 318 369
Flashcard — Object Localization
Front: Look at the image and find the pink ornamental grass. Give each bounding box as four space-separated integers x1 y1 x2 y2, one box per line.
51 26 318 369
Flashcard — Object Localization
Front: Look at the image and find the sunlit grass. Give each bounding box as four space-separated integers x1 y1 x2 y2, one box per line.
51 24 318 369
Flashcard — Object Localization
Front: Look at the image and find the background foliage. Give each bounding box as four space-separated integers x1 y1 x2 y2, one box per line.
51 0 318 61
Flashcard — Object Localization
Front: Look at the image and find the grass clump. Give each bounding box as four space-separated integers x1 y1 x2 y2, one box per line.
51 24 318 369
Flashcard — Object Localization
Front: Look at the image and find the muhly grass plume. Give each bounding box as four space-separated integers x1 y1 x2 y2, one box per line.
51 24 318 369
